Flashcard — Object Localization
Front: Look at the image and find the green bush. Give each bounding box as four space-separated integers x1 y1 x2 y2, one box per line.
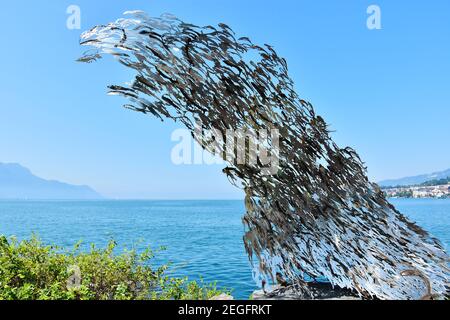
0 235 225 300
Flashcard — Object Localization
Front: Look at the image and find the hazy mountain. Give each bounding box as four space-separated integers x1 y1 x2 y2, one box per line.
0 162 102 200
378 168 450 187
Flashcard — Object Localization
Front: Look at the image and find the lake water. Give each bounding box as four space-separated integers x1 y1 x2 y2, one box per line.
0 198 448 299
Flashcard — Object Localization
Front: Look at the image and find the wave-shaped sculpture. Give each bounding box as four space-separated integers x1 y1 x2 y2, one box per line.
79 11 449 299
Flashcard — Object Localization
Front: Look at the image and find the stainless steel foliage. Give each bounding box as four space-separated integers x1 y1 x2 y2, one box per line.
79 12 449 299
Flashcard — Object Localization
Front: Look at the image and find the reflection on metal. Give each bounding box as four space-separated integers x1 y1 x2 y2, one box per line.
79 12 449 299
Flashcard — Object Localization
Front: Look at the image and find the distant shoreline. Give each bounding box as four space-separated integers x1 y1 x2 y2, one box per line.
388 197 450 200
1 197 449 201
383 183 450 199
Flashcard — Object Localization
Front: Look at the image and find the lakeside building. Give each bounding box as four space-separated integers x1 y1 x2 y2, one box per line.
384 184 450 199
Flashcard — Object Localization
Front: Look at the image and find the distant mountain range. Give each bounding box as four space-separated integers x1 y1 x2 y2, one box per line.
0 163 102 200
378 168 450 187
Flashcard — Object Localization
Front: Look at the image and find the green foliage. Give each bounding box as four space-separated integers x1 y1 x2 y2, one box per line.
382 177 450 190
420 177 450 187
0 235 225 300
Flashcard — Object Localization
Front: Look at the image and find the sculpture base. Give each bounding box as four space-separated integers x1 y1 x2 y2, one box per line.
252 283 362 300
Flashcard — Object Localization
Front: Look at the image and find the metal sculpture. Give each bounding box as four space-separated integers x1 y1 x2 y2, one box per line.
79 11 449 299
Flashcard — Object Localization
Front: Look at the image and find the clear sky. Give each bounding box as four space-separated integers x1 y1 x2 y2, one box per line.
0 0 449 199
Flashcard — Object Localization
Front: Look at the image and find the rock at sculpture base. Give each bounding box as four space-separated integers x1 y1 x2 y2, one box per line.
252 283 361 300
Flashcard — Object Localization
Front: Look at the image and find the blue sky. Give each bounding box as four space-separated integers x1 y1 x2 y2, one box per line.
0 0 449 199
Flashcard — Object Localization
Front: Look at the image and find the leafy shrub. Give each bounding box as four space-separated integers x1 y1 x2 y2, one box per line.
0 235 225 300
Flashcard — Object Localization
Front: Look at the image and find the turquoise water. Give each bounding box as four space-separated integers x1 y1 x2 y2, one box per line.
0 198 448 299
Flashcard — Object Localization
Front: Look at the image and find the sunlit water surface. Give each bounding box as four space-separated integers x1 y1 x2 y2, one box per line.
0 199 448 298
